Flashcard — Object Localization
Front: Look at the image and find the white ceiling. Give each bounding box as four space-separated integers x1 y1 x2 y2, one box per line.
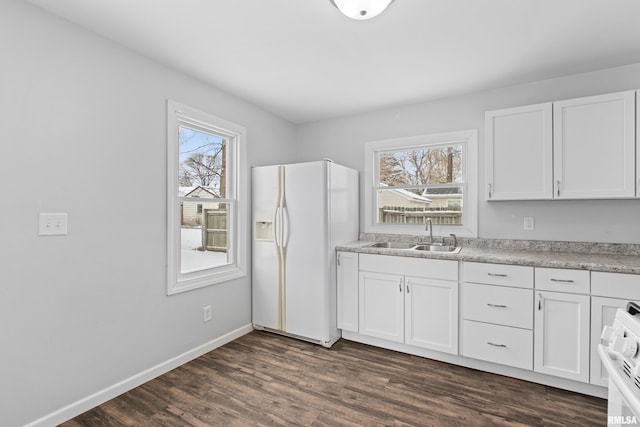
26 0 640 124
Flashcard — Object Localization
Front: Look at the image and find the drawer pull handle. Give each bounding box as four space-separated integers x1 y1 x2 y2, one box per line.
487 303 508 308
487 273 507 277
550 278 574 283
487 342 507 348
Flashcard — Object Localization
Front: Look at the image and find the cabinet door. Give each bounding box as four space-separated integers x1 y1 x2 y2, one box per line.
590 297 634 387
534 291 590 383
485 103 553 200
337 252 359 333
553 91 636 199
359 271 404 343
405 276 458 354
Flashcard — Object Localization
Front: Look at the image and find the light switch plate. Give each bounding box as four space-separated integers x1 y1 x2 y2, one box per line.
39 213 68 236
523 216 535 231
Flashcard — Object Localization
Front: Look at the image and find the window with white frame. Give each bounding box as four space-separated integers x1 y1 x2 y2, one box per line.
364 129 478 238
167 100 247 294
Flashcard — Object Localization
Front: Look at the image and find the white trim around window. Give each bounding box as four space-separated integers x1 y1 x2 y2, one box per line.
167 100 247 295
364 129 478 238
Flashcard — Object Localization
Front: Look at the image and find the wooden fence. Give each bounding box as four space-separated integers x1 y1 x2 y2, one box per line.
202 208 228 252
379 206 462 225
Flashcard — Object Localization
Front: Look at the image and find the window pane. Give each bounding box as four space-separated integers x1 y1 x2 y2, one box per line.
378 145 462 186
377 186 463 225
180 202 230 274
178 125 226 197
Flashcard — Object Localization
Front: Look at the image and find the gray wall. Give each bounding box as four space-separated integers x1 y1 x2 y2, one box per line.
295 64 640 244
0 1 295 426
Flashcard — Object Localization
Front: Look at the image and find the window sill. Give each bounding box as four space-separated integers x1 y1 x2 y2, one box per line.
167 265 246 295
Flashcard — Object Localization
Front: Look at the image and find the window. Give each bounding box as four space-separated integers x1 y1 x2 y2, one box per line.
364 129 478 237
167 100 247 294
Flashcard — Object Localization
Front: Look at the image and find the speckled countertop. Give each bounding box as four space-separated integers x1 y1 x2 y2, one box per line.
337 235 640 274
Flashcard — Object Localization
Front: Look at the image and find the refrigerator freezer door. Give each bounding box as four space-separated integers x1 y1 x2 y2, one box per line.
252 165 281 330
282 161 330 341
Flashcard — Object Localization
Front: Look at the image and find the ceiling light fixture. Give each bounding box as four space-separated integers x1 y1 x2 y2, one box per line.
330 0 395 20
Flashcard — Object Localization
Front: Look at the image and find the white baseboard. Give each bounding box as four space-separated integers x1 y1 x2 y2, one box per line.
26 324 254 427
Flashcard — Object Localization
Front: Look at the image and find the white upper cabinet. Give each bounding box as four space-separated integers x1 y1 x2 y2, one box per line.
553 90 636 199
486 90 637 201
486 103 553 200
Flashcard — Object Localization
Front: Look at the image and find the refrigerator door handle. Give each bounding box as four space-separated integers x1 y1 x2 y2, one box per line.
273 207 281 248
282 207 290 248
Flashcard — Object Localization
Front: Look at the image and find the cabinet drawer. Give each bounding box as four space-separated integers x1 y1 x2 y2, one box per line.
462 283 533 329
592 272 640 300
535 268 589 294
462 262 533 288
461 320 533 370
359 254 457 280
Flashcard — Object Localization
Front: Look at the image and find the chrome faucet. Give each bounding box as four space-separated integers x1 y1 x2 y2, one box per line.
449 233 458 247
425 218 433 243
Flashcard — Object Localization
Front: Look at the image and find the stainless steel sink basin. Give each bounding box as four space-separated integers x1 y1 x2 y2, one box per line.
366 241 416 249
365 241 461 253
413 244 461 253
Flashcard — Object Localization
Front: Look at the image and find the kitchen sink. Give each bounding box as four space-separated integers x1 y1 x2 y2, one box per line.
365 241 461 253
366 241 416 249
413 244 461 253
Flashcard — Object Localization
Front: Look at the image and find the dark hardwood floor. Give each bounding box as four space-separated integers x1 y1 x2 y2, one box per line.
63 331 606 426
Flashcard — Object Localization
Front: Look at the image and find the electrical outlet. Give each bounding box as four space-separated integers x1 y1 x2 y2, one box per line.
39 213 68 236
203 305 212 322
523 217 535 231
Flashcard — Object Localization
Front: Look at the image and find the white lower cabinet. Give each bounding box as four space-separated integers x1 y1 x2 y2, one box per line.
357 254 458 354
462 320 533 370
590 272 640 387
405 276 458 354
534 290 590 383
358 271 404 343
461 262 534 369
337 251 359 333
590 296 628 386
342 251 640 393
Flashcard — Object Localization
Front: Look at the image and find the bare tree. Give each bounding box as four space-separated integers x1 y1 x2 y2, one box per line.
179 127 225 196
380 146 461 188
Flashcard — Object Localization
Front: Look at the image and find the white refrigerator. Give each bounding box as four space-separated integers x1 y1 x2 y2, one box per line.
252 160 359 347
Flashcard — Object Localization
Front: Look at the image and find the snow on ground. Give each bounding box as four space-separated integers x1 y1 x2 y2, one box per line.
181 227 227 272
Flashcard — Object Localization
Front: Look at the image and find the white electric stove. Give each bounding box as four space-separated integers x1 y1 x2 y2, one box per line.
600 303 640 426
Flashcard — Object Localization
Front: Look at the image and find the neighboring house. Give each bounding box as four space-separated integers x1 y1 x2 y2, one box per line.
180 186 220 226
423 192 463 210
378 187 432 208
